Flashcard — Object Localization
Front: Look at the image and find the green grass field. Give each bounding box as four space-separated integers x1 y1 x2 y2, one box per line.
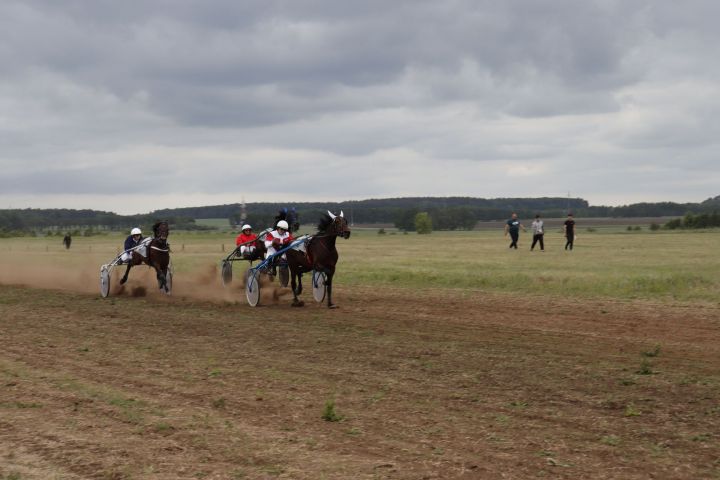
2 228 718 303
341 228 720 302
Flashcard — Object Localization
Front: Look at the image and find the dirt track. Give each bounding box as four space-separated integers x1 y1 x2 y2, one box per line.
1 268 720 478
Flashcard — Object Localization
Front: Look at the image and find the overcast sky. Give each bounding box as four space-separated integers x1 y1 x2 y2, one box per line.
1 0 718 215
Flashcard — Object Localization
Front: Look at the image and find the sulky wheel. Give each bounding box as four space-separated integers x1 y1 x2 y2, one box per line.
100 266 111 298
246 271 260 307
221 260 233 286
311 270 326 303
163 265 173 295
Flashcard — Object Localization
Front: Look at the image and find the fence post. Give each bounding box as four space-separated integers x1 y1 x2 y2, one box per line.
222 243 225 252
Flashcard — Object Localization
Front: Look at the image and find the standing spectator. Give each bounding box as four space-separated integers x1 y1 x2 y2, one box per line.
504 213 526 249
530 214 545 251
564 213 576 250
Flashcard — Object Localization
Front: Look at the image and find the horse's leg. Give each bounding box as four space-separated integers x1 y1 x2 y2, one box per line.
156 266 167 291
291 269 304 307
120 263 132 284
326 270 338 309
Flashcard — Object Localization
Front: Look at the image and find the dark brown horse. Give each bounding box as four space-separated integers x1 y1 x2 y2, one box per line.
285 211 351 308
120 221 171 292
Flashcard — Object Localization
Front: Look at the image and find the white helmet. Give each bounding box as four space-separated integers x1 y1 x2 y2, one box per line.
276 220 289 230
241 224 252 231
131 227 142 235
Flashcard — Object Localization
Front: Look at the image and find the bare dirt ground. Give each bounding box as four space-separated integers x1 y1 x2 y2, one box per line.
1 265 720 479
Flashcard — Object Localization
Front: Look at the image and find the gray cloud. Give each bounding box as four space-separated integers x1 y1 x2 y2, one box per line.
0 0 719 213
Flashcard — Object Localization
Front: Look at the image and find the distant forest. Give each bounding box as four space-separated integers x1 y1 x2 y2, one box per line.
1 196 720 234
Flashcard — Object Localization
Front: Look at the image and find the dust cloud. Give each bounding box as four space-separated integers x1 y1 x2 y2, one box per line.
0 253 293 305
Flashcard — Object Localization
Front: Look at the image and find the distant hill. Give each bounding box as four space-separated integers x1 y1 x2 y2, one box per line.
1 196 718 232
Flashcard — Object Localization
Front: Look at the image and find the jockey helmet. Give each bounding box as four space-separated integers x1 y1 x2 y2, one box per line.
241 224 252 231
276 220 289 230
131 227 142 236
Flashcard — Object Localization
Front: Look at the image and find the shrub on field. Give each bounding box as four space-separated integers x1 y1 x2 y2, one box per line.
414 212 433 234
650 223 661 231
664 218 682 229
377 228 386 235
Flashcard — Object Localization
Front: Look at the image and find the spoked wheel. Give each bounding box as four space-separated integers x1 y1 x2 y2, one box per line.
312 270 327 303
279 265 290 288
163 265 173 295
100 266 111 298
221 260 233 286
246 270 260 307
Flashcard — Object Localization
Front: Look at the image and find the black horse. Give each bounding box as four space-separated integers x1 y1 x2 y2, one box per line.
62 234 72 249
120 221 171 292
275 207 300 233
285 211 351 308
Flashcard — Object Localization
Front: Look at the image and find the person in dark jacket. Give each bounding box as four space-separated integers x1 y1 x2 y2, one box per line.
504 213 526 249
564 214 576 250
120 227 144 263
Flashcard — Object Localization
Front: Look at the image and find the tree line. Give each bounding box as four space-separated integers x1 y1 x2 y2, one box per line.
664 211 720 230
0 208 207 236
2 195 720 232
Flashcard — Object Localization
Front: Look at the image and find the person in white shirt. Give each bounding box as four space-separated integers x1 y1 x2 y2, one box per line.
530 214 545 251
264 220 293 273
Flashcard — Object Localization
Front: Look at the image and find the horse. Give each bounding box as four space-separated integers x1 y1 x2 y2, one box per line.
119 221 171 292
285 211 351 308
275 207 300 233
62 234 72 249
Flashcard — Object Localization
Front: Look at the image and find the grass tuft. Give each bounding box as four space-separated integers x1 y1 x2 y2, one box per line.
624 404 641 417
641 345 662 357
637 358 654 375
600 435 621 446
321 399 344 422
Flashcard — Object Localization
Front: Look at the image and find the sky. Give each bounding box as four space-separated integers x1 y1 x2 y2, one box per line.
1 0 719 215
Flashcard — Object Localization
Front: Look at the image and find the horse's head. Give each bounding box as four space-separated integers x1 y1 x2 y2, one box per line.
319 211 351 239
153 221 170 244
148 221 170 273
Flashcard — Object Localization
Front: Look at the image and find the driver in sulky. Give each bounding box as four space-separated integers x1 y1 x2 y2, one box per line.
235 224 258 259
120 227 144 264
264 220 293 274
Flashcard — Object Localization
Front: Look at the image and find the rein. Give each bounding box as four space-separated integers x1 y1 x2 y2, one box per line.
310 231 341 260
